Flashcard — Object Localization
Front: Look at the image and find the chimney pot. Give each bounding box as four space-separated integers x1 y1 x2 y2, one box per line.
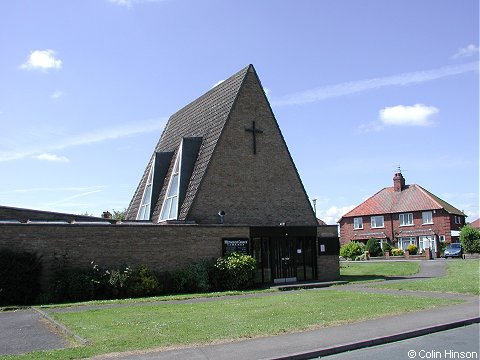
393 172 405 192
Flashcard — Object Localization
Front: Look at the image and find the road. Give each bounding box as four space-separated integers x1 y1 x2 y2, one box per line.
318 323 480 360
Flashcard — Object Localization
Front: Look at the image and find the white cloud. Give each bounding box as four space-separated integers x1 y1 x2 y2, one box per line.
359 104 438 132
272 62 478 106
108 0 161 7
317 205 355 225
20 50 62 71
50 90 65 100
453 44 479 59
0 117 167 162
33 153 70 163
379 104 438 127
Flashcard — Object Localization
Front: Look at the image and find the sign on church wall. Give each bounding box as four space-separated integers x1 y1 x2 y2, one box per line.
222 238 249 256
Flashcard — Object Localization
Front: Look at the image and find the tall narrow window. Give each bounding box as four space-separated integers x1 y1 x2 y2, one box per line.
159 147 181 221
137 162 154 220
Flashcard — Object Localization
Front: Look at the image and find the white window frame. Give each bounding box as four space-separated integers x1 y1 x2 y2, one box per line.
454 216 462 225
136 160 154 220
398 237 416 250
353 217 363 229
419 235 436 252
422 211 433 225
159 146 182 222
399 213 413 226
371 215 384 228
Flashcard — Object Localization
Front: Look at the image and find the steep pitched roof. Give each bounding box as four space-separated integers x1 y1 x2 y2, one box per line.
340 183 465 221
126 65 252 220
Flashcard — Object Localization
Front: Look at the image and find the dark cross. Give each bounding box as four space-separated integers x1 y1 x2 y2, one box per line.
245 121 263 155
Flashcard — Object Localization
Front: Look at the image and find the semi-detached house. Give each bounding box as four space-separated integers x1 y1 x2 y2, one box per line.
338 172 466 255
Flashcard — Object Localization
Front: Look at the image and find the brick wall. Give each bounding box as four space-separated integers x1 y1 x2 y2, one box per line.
317 225 340 280
189 70 317 226
0 223 249 290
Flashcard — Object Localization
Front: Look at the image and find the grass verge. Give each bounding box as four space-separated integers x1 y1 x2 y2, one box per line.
340 261 420 282
2 290 459 360
375 259 479 295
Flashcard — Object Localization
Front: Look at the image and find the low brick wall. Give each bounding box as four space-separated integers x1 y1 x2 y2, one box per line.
0 223 249 290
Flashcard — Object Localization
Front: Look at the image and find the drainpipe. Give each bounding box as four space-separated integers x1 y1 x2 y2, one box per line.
390 215 395 245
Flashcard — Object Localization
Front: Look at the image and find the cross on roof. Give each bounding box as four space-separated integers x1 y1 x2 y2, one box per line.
245 121 264 155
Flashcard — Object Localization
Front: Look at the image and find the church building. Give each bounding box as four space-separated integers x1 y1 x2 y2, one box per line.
0 65 339 286
125 64 338 283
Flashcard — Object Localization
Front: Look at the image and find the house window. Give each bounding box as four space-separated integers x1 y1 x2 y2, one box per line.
159 147 182 221
354 217 363 229
454 216 462 225
371 216 384 228
399 213 413 226
137 161 154 220
419 235 436 252
439 235 445 242
398 237 416 250
422 211 433 225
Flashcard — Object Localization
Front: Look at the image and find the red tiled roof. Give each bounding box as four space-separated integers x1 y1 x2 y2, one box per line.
340 184 465 220
470 218 480 228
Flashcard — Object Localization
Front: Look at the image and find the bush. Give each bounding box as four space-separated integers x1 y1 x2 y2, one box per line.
382 242 393 255
354 251 369 261
406 244 418 255
49 263 161 303
0 249 42 306
340 242 365 260
213 253 256 290
130 265 160 297
391 248 404 256
460 226 480 253
365 238 382 257
171 260 212 293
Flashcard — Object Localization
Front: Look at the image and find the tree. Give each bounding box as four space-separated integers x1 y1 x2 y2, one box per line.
111 208 127 221
460 226 480 254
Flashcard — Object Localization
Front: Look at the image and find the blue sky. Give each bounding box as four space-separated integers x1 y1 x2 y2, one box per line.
0 0 478 224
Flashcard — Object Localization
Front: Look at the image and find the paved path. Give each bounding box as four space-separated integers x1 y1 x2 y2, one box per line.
2 259 478 359
0 309 69 355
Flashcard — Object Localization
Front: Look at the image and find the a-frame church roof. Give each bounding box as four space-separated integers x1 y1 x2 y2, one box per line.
126 64 316 226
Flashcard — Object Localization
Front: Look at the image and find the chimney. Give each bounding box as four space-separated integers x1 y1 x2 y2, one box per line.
393 172 405 192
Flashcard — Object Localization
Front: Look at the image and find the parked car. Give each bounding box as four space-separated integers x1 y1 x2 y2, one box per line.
444 243 463 259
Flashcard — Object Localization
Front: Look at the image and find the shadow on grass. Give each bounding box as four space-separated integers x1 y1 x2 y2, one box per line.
339 275 421 283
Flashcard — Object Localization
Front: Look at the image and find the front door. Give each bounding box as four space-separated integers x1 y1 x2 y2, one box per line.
272 235 296 283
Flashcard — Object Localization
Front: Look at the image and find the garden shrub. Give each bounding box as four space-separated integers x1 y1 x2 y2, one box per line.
390 248 404 256
460 226 480 253
406 244 418 255
49 263 161 302
130 265 160 297
340 241 365 260
382 242 393 255
213 252 256 290
365 238 382 257
171 260 212 293
354 251 369 261
0 249 42 306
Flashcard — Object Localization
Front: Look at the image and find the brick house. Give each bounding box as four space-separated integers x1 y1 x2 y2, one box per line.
338 172 466 255
1 65 339 286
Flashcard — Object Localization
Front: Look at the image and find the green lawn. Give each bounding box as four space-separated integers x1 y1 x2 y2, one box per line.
340 261 420 282
376 259 480 295
2 290 458 360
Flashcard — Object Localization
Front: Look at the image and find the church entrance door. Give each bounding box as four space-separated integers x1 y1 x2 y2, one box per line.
250 226 317 285
272 235 296 283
